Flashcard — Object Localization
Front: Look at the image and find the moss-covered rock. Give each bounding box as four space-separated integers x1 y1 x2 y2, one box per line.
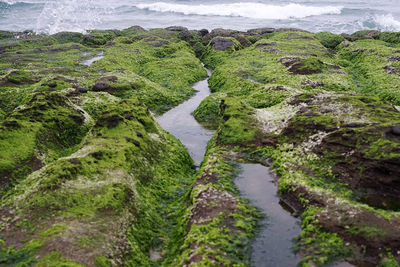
198 29 400 265
316 32 345 49
0 98 194 266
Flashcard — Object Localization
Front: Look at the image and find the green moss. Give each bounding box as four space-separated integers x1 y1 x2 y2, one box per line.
82 30 120 46
338 39 400 104
201 37 241 69
363 139 400 159
294 57 327 74
39 225 68 237
217 97 258 145
0 30 13 40
193 92 225 124
375 32 400 44
6 69 38 84
162 144 260 266
37 252 84 267
295 206 352 266
52 32 84 44
379 252 399 267
347 226 387 241
94 255 112 267
316 32 345 49
2 94 195 265
0 239 44 266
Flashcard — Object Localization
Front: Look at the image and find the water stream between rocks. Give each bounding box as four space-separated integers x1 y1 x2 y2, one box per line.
157 68 214 166
156 68 302 266
81 51 105 66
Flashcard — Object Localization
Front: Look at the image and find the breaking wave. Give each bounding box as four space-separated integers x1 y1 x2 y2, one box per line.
373 14 400 31
135 2 343 20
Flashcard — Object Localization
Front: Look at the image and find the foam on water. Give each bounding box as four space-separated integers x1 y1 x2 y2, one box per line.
373 14 400 31
135 2 343 20
0 0 399 34
34 0 101 34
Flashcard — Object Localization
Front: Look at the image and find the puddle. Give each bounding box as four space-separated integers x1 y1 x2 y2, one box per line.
234 163 301 267
156 68 215 166
81 51 104 66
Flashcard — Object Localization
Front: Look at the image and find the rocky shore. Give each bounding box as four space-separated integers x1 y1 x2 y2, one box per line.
0 26 399 266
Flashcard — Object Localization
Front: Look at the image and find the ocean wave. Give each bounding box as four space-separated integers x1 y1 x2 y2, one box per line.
135 2 343 20
0 0 39 5
35 0 101 34
373 14 400 31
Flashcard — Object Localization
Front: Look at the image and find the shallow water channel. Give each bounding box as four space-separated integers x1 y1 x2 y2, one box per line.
156 68 302 266
235 164 301 266
81 51 104 66
157 68 215 166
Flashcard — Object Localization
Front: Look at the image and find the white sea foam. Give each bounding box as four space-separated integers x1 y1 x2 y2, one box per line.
135 2 343 20
373 14 400 31
35 0 101 34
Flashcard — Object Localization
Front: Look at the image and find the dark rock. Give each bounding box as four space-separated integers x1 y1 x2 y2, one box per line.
367 30 380 37
299 106 307 113
2 120 19 129
166 26 188 32
132 140 140 147
304 112 318 117
301 80 325 88
209 28 239 38
98 76 118 83
92 81 111 92
223 114 231 121
391 126 400 136
69 114 84 125
210 38 236 51
233 35 251 47
75 86 88 94
342 123 365 128
124 136 141 147
279 57 299 67
199 29 209 36
67 87 87 97
69 158 81 165
276 28 310 33
124 112 133 120
148 40 169 47
388 56 400 62
383 64 400 74
48 82 57 88
136 131 143 138
90 151 103 160
256 42 276 48
247 28 275 35
105 115 122 128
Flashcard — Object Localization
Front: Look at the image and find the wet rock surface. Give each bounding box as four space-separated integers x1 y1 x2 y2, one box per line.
210 37 236 51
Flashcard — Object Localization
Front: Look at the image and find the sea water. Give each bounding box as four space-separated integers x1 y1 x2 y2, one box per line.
0 0 399 35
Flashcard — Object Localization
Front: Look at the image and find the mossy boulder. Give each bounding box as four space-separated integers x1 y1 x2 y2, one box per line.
316 32 345 49
51 32 84 44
